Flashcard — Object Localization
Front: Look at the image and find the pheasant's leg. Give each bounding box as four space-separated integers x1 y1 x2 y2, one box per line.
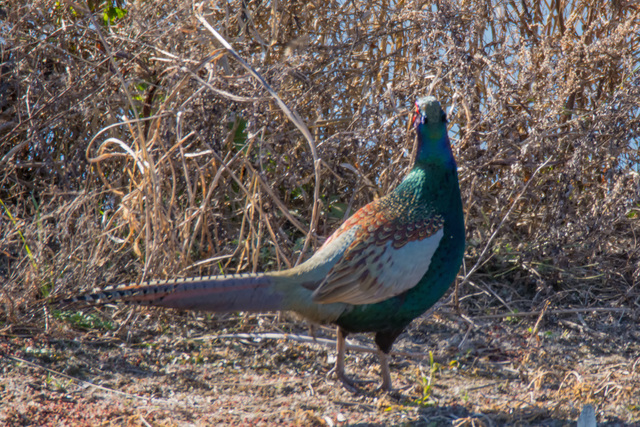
330 327 377 392
374 328 404 392
333 326 357 391
377 349 392 391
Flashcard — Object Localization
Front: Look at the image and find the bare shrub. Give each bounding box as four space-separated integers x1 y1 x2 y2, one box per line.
1 0 639 326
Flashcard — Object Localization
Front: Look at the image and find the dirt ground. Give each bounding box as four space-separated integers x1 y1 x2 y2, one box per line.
1 307 638 426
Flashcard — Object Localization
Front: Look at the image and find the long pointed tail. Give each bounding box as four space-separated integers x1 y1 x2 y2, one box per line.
60 273 286 313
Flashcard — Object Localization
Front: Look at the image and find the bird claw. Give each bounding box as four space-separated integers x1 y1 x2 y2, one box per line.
337 376 359 394
327 367 375 393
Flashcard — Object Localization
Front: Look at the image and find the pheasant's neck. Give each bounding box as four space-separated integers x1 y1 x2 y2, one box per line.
399 161 459 204
414 132 455 168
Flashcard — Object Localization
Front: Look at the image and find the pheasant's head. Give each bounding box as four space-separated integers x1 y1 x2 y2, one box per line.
412 96 454 167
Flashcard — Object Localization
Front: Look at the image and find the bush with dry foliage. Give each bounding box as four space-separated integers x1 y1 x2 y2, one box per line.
1 0 639 326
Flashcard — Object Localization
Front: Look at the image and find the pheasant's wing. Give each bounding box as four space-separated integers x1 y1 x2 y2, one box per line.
311 200 445 305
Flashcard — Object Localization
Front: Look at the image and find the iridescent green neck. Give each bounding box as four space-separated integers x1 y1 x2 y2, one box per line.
392 159 457 209
414 131 456 169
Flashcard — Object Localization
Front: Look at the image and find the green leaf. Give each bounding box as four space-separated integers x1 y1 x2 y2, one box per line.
103 6 127 26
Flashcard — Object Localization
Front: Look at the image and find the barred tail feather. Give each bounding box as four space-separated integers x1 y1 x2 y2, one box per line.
61 273 286 313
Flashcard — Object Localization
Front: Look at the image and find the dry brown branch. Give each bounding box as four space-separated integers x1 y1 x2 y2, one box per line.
473 306 628 320
196 13 323 265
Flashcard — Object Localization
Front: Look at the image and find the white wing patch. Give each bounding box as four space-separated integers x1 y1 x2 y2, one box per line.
372 228 444 301
312 227 444 305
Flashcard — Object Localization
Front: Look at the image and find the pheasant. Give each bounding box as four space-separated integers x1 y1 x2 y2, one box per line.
62 96 465 391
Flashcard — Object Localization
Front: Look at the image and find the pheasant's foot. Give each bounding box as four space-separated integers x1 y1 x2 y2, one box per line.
327 367 375 393
334 368 359 393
